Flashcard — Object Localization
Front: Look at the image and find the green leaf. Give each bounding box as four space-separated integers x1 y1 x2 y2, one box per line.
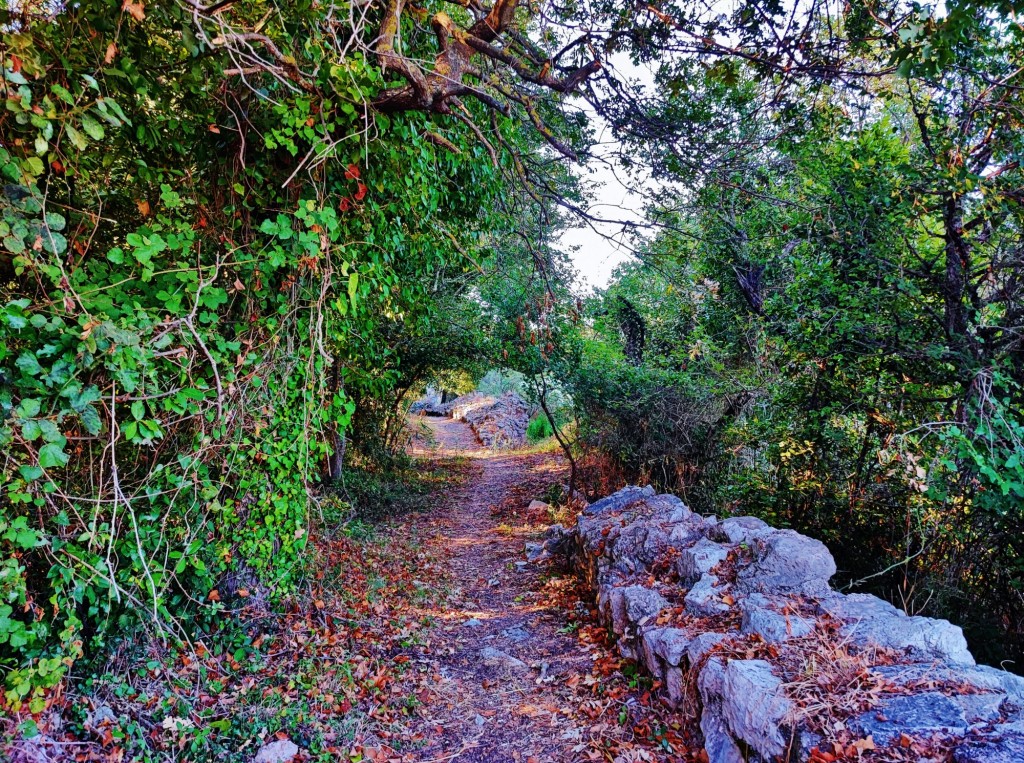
65 125 89 151
38 443 69 469
44 212 66 232
79 406 103 435
19 465 43 481
23 156 44 177
348 271 359 308
21 421 42 441
15 353 43 376
17 399 41 418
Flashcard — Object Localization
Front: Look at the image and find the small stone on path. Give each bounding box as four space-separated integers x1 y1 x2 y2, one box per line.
253 739 299 763
501 625 530 643
480 646 527 670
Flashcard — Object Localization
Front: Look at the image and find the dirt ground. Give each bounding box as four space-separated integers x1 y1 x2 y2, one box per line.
397 416 701 763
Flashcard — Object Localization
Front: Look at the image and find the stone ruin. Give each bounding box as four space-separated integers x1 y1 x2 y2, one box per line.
528 485 1024 763
412 390 532 448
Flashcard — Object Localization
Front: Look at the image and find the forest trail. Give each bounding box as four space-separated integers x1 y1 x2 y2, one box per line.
400 417 696 762
404 416 594 762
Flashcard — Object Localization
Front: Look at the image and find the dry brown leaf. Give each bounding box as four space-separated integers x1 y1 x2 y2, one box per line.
122 0 145 20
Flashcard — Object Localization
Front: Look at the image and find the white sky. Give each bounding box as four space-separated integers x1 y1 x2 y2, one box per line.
558 124 642 292
558 59 657 293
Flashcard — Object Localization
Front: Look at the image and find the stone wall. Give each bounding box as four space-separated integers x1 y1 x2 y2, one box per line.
442 391 532 448
534 486 1024 762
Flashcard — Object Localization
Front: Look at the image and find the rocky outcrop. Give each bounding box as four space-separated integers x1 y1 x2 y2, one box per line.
538 485 1024 763
443 391 531 448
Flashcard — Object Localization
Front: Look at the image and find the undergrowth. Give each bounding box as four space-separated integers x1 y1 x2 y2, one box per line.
1 457 469 762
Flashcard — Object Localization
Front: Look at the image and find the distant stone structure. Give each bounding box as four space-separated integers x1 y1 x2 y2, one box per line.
445 391 531 448
410 390 532 448
532 486 1024 763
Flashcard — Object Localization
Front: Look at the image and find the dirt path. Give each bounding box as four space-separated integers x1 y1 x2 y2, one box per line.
401 417 698 763
405 417 593 762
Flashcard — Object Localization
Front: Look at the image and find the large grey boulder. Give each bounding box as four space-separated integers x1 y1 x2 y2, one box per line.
825 593 974 665
845 611 953 656
737 530 836 596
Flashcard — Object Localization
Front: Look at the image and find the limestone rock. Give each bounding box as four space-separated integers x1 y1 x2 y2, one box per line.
583 485 656 516
698 658 745 763
819 592 904 621
479 646 527 671
665 665 687 707
645 627 692 666
701 707 746 763
525 542 546 562
609 585 668 635
825 593 974 664
441 391 531 447
253 739 299 763
737 530 836 596
501 625 531 643
850 692 967 746
740 596 815 644
954 728 1024 763
684 574 732 616
715 516 771 545
953 692 1006 724
678 539 730 584
720 660 795 760
687 632 729 665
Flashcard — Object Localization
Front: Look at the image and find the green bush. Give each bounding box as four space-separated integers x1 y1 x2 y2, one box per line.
526 414 555 443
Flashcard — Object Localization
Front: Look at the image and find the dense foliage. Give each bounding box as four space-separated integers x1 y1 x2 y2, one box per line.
572 13 1024 662
0 0 585 710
